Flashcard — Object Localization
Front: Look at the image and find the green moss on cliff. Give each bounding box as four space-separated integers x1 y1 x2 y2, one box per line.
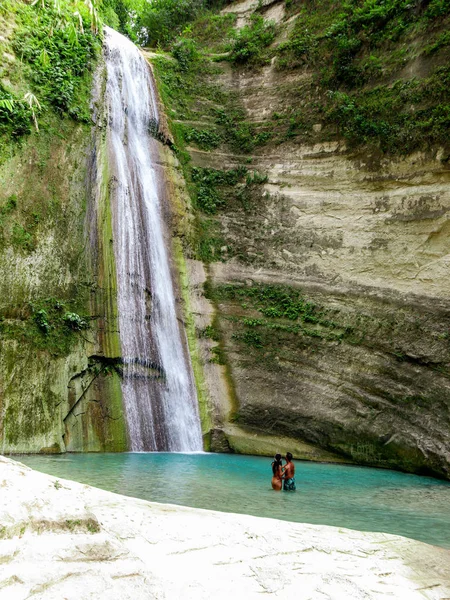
207 282 450 378
275 0 450 153
149 0 450 155
0 0 101 166
173 240 213 445
0 2 128 453
151 52 261 261
0 297 89 357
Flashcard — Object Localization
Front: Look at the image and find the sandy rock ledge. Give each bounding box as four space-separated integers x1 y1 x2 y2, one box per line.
1 456 450 600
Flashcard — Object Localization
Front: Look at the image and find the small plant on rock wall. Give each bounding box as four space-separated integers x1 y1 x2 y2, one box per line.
228 14 276 65
34 309 51 334
23 92 42 132
0 86 33 138
172 38 199 72
63 312 88 330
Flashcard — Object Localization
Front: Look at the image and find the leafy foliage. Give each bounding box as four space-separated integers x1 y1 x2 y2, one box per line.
279 0 450 86
135 0 236 46
213 106 272 152
326 67 450 152
277 30 318 69
183 13 237 52
138 0 205 47
13 5 99 118
172 38 200 71
195 218 228 262
0 85 32 138
0 297 89 356
228 14 276 65
268 0 450 152
0 0 101 149
208 283 357 354
192 166 247 213
210 284 318 321
184 127 223 150
34 308 51 334
101 0 144 39
63 312 88 330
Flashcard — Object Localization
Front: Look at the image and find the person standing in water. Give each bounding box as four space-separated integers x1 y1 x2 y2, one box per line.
282 452 296 491
271 453 283 491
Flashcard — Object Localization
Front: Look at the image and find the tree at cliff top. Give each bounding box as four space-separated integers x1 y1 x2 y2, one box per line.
134 0 234 47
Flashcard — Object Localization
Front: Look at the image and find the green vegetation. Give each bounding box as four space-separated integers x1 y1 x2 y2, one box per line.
183 12 237 53
213 106 272 152
199 324 221 341
205 283 353 355
183 127 223 150
192 166 247 213
0 0 103 166
190 165 268 220
101 0 144 40
195 218 228 262
63 311 89 330
0 297 90 356
136 0 234 47
0 85 33 138
138 0 206 47
145 0 450 269
151 46 271 261
33 0 446 157
228 14 276 65
204 283 449 378
172 38 200 71
274 0 450 153
145 0 448 154
209 283 320 322
0 191 42 253
280 0 450 80
326 70 450 152
12 8 98 120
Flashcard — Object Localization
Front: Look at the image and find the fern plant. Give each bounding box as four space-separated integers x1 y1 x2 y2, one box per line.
23 92 41 131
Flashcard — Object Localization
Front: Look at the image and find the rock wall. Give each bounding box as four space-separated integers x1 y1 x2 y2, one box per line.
149 0 450 477
0 55 128 453
200 143 450 477
1 0 449 474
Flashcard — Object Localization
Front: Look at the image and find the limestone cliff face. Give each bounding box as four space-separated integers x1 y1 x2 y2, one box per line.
1 0 449 477
0 50 127 453
151 0 450 477
0 36 197 454
193 140 450 477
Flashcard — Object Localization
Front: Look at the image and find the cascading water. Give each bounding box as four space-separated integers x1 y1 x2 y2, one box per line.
102 27 202 452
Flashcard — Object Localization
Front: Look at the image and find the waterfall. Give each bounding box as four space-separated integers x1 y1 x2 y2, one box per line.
102 27 202 452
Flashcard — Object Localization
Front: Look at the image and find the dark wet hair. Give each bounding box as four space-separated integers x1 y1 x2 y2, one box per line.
286 452 293 462
272 453 282 475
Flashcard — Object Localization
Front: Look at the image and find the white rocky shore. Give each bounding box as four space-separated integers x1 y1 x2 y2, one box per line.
1 456 450 600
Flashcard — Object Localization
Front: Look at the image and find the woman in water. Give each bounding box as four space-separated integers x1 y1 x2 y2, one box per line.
271 453 283 491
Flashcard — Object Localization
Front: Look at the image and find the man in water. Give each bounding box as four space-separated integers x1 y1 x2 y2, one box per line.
283 452 296 491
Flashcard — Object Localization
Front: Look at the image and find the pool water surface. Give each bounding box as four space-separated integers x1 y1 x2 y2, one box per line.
17 452 450 548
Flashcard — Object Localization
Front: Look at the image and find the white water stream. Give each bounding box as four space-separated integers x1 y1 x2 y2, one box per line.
103 27 202 452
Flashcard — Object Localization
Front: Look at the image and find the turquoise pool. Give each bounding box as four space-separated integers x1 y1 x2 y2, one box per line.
17 453 450 548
